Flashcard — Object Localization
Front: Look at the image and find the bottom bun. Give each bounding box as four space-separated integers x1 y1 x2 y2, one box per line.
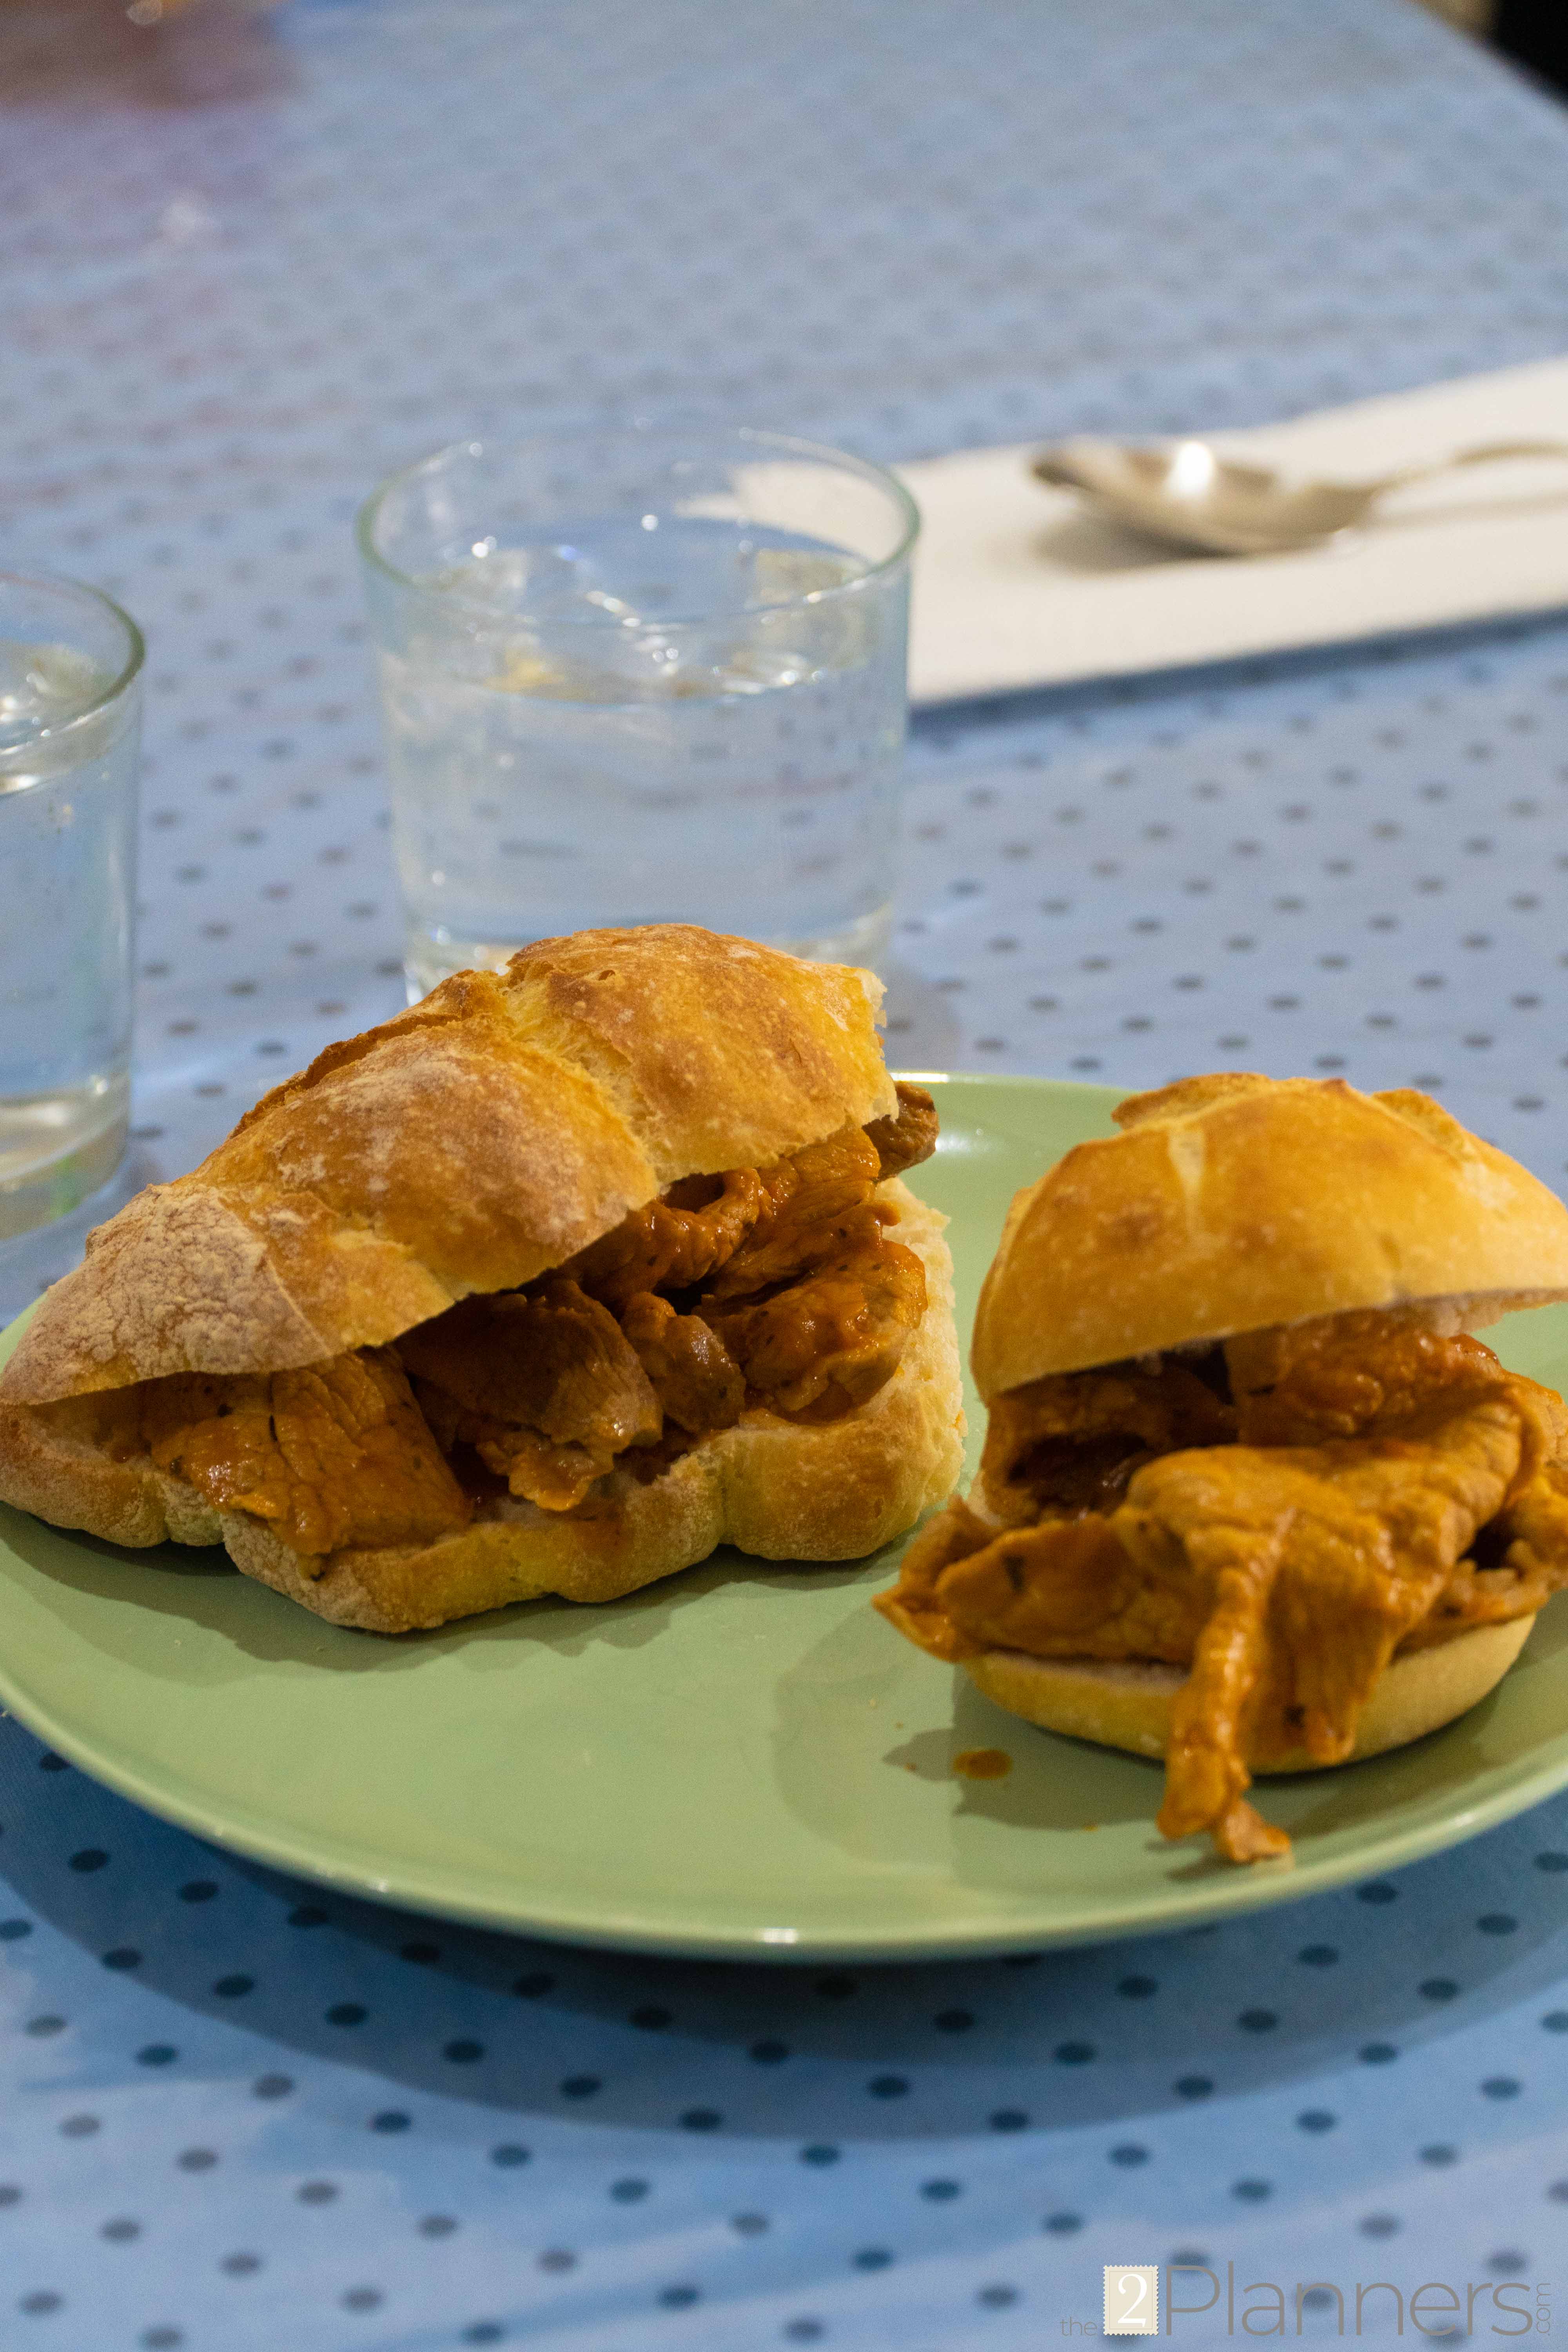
0 1185 964 1634
964 1613 1538 1773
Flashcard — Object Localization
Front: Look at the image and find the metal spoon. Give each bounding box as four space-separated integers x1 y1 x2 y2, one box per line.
1031 434 1568 557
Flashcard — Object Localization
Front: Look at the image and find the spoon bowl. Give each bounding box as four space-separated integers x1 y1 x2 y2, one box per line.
1033 434 1568 557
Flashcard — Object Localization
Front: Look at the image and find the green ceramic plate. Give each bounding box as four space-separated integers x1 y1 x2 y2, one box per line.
2 1074 1567 1961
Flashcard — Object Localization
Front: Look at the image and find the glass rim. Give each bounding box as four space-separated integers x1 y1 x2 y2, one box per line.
355 420 922 624
0 568 145 738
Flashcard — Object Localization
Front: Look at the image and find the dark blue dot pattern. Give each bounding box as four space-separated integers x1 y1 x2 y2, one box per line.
4 0 1568 2345
1 1708 1566 2343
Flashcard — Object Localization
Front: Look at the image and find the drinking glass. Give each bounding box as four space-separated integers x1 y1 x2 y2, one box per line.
357 423 917 1000
0 573 142 1239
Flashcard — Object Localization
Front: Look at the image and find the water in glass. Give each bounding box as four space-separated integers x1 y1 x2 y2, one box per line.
377 515 907 999
0 640 138 1236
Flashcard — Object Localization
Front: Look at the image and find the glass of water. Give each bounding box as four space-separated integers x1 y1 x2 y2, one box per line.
0 573 142 1240
357 423 918 999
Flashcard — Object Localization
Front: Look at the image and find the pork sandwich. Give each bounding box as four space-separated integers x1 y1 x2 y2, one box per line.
876 1073 1568 1862
0 926 964 1632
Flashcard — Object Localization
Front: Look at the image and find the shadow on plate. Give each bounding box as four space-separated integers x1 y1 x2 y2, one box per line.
882 1696 1156 1839
0 1504 873 1682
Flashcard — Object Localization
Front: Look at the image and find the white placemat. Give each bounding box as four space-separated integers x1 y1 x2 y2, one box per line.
900 355 1568 705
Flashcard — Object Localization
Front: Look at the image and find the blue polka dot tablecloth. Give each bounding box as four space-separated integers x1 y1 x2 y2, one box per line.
6 0 1568 2343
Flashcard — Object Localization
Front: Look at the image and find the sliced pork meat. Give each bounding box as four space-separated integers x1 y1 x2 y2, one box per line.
400 1279 662 1510
709 1206 927 1416
142 1348 471 1559
865 1081 939 1181
877 1312 1568 1862
619 1291 745 1437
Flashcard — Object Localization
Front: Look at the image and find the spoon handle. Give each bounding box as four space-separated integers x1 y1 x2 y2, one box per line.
1379 439 1568 493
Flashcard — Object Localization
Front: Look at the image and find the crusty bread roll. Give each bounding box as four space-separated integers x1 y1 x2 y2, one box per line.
878 1072 1568 1858
4 925 904 1403
0 927 965 1632
973 1071 1568 1401
964 1616 1537 1773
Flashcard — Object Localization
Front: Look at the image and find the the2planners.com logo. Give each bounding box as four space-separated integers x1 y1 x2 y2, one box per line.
1094 2261 1551 2336
1104 2267 1159 2334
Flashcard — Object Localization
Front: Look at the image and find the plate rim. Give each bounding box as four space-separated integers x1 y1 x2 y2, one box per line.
4 1069 1568 1961
3 1619 1567 1961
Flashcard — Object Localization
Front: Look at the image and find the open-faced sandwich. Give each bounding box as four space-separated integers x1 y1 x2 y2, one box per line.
877 1073 1568 1861
0 926 964 1632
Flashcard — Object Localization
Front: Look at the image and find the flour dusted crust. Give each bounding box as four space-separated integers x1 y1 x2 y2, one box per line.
971 1073 1568 1401
0 925 898 1405
0 1187 964 1632
964 1614 1538 1771
0 928 964 1630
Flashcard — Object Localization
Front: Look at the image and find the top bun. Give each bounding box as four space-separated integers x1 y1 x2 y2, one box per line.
971 1073 1568 1400
2 926 896 1406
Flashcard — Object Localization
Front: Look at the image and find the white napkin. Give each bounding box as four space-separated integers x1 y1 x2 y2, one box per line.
898 355 1568 706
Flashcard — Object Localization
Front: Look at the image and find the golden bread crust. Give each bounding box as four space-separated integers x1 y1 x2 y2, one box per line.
963 1612 1538 1770
0 1388 225 1550
501 924 897 1177
972 1073 1568 1398
0 1186 964 1633
0 927 896 1405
